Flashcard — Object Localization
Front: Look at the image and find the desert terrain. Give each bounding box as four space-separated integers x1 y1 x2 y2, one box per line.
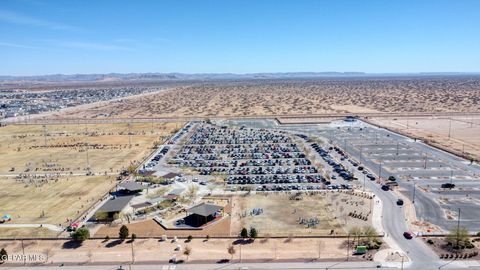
369 115 480 161
38 77 480 119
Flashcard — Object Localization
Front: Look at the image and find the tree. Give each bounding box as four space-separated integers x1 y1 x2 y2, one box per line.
185 184 199 203
119 225 129 240
71 227 90 242
187 235 193 242
249 227 258 239
240 228 248 238
131 233 137 242
183 246 192 261
227 245 236 260
446 227 470 249
362 226 378 245
348 226 363 245
0 248 7 263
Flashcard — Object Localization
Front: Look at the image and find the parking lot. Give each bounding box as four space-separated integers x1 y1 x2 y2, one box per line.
171 123 353 191
219 118 480 232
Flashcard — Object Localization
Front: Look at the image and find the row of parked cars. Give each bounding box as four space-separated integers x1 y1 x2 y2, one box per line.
187 125 292 145
254 183 351 192
197 165 319 176
143 146 169 170
168 123 192 144
311 143 355 181
227 174 326 185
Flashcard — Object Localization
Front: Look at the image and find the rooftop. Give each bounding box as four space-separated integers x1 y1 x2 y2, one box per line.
97 195 135 213
119 181 146 192
187 202 223 217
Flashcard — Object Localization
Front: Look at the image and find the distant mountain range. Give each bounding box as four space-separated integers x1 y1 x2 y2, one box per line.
0 71 479 83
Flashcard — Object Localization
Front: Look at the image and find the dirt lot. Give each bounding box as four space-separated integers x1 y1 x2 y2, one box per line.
42 78 480 119
370 115 480 161
0 237 355 265
0 227 59 238
0 122 178 174
230 191 373 237
0 175 115 226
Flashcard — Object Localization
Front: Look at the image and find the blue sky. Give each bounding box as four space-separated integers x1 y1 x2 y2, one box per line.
1 0 480 76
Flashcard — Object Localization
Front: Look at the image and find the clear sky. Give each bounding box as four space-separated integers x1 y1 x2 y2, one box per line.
1 0 480 76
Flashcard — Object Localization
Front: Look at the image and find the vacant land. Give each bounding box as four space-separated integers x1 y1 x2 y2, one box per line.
0 122 178 174
231 192 372 236
370 115 480 161
0 237 353 265
44 77 480 119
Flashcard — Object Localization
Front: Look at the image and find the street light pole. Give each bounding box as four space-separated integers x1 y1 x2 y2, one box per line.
456 208 461 248
378 162 382 181
363 173 366 192
412 181 416 204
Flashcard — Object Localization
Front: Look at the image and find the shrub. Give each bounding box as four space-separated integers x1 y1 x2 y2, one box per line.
119 225 129 240
240 228 248 238
249 227 258 239
71 227 90 242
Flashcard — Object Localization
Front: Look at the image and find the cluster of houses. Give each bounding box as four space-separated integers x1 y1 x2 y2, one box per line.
0 86 158 119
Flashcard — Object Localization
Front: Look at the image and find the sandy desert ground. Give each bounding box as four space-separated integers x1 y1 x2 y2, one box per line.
369 115 480 161
43 77 480 119
0 237 357 265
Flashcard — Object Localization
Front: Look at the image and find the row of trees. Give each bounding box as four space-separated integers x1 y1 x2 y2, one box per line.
240 227 258 239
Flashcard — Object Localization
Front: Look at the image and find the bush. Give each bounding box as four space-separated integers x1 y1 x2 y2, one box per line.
0 248 7 263
427 239 434 245
119 225 129 240
71 226 90 242
131 233 137 242
240 228 248 238
187 235 193 242
249 227 258 239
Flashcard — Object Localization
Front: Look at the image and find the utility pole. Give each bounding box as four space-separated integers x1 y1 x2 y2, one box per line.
85 143 90 174
363 173 366 192
424 153 428 169
43 125 47 147
396 141 399 156
412 181 416 204
346 234 350 261
131 240 135 263
359 145 363 165
456 208 461 248
448 118 452 140
21 239 26 265
378 162 382 181
450 170 454 184
128 122 132 146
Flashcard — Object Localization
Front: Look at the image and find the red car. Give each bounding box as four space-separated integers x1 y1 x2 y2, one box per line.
403 232 413 239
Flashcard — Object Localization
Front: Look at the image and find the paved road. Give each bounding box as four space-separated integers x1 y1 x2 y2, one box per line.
4 260 480 270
